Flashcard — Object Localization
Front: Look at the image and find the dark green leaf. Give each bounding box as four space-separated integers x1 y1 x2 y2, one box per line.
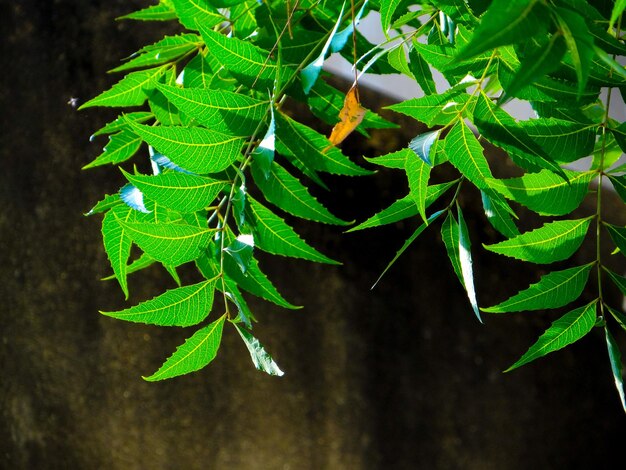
605 268 626 297
605 326 626 412
606 223 626 257
608 175 626 203
110 34 200 73
481 192 520 238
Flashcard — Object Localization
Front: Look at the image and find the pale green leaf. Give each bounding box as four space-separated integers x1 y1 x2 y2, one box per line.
484 218 592 264
385 87 471 127
251 161 348 225
122 169 225 213
79 67 166 109
234 325 284 376
611 0 626 29
101 277 218 326
380 0 403 34
348 181 457 232
119 3 178 21
605 326 626 412
144 314 226 381
365 148 410 169
198 23 278 88
607 305 626 333
119 220 215 266
253 103 275 178
125 120 244 174
156 83 269 136
505 301 597 372
486 170 593 216
483 263 593 313
245 196 340 264
608 175 626 204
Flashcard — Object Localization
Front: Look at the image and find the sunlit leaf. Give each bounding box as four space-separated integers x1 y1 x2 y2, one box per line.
457 204 481 322
119 3 178 21
144 314 226 381
102 205 134 299
101 277 218 326
484 218 592 264
171 0 224 30
481 192 520 238
483 263 593 313
506 301 596 372
83 130 142 169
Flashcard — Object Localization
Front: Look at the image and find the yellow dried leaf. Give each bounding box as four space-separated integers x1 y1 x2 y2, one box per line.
326 85 366 148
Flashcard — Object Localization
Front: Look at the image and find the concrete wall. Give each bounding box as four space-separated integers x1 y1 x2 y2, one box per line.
1 2 625 469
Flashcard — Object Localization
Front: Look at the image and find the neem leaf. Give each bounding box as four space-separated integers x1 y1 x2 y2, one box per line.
348 181 456 232
102 205 134 299
481 192 520 238
606 223 626 257
156 83 269 137
441 211 462 285
198 23 278 88
120 184 150 214
122 169 225 213
484 218 592 264
245 196 340 265
385 87 471 127
505 301 597 372
327 86 367 147
486 170 593 216
119 3 178 21
408 130 440 166
405 145 432 223
101 277 218 326
224 234 254 274
457 205 481 322
86 194 122 216
380 0 403 34
444 119 493 191
301 1 345 94
365 148 410 169
483 263 593 313
144 314 226 381
90 112 153 138
605 268 626 297
119 220 215 266
234 325 284 376
252 103 275 178
611 0 626 30
456 0 549 62
125 120 244 174
110 34 200 73
171 0 224 30
251 160 349 225
605 326 626 412
83 130 142 169
79 66 166 109
554 7 594 97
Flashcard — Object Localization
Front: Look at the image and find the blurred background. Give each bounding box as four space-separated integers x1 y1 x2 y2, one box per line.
1 1 625 469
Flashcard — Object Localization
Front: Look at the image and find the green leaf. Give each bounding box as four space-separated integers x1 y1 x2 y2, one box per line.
372 210 445 288
519 118 597 164
554 7 594 97
86 194 122 216
607 305 626 333
484 218 592 264
301 1 346 93
481 192 520 238
365 148 410 169
408 130 440 166
224 234 254 273
275 112 372 176
234 325 284 376
499 34 567 103
251 161 348 225
456 0 549 61
486 170 593 216
483 263 593 313
156 83 269 137
385 87 471 127
605 326 626 412
110 34 200 73
119 3 178 21
611 0 626 29
441 211 463 284
444 119 494 191
606 223 626 257
102 206 134 299
84 130 142 169
348 181 456 232
198 23 278 88
474 93 565 176
119 220 215 266
144 314 226 381
125 120 244 174
252 103 275 178
171 0 224 30
405 146 431 223
101 277 218 326
122 169 225 213
90 112 153 138
380 0 403 34
409 45 437 95
245 196 339 264
457 205 481 322
605 268 626 297
79 67 166 109
505 301 597 372
608 175 626 204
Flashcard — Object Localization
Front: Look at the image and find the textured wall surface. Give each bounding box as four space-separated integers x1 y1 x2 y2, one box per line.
1 2 625 469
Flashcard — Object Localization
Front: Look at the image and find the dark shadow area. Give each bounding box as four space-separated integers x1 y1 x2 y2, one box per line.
1 2 625 469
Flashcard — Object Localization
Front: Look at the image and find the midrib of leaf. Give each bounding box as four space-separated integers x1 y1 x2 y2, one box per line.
488 171 591 192
122 222 214 242
130 123 242 149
